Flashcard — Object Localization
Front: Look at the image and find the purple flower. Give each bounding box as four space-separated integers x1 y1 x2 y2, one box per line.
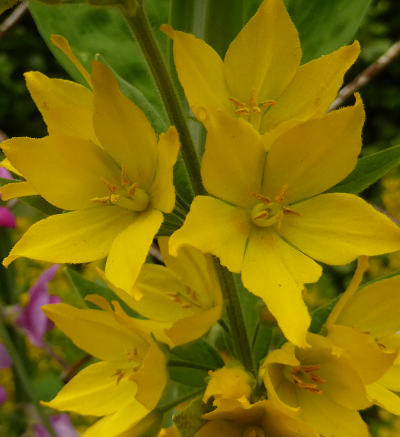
0 343 12 406
18 265 61 348
0 167 11 180
34 413 78 437
0 166 15 228
0 206 16 228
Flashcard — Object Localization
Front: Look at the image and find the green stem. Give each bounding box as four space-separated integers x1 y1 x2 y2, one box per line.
0 314 57 437
168 359 216 372
212 258 255 375
122 0 205 196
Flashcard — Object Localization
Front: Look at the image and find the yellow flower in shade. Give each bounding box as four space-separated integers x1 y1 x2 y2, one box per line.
195 399 318 437
107 236 223 346
169 100 400 347
0 36 179 296
41 302 167 437
326 257 400 416
163 0 359 138
260 333 371 437
203 365 254 407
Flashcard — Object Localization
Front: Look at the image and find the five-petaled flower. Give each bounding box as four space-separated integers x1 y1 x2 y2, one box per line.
169 101 400 346
0 36 180 297
163 0 359 144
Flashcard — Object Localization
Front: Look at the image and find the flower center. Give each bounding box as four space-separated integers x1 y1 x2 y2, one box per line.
242 426 266 437
230 88 276 129
251 201 283 228
250 188 300 229
92 166 150 212
289 364 326 394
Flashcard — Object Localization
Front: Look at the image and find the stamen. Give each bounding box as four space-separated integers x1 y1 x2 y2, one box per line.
229 97 247 108
253 211 269 220
127 183 138 198
291 364 325 394
283 208 301 216
100 177 117 193
110 193 121 204
259 100 277 109
235 107 250 115
121 165 131 187
91 196 110 205
274 184 289 203
252 193 271 204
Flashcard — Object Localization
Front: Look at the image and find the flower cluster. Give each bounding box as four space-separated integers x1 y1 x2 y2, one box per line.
2 0 400 436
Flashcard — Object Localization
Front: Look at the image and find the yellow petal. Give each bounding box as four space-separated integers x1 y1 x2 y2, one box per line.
159 237 222 308
261 41 360 132
224 0 301 104
367 383 400 415
261 400 319 437
1 135 120 210
298 389 370 437
169 196 251 273
131 342 167 410
328 325 396 384
280 193 400 265
263 97 365 204
3 206 134 266
261 344 300 410
0 158 21 176
150 126 180 213
83 400 149 437
195 421 242 437
166 305 222 346
25 71 97 143
42 303 147 361
0 181 38 200
200 110 266 207
105 209 163 295
129 263 200 322
161 24 230 113
43 361 138 416
336 275 400 338
91 61 158 191
203 366 253 403
51 35 92 87
242 228 321 346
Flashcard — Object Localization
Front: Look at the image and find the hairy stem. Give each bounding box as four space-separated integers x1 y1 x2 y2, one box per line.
212 258 255 375
122 0 205 196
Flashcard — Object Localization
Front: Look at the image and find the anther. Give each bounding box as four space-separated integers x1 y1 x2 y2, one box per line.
121 165 131 187
101 177 117 193
252 193 271 204
91 196 110 205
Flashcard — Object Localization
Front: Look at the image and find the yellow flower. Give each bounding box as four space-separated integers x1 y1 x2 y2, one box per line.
107 236 223 346
163 0 359 138
327 258 400 416
203 365 254 407
169 101 400 347
0 36 180 296
260 333 371 437
42 302 167 437
195 399 318 437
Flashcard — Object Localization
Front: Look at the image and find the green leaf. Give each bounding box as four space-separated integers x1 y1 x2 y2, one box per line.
309 296 340 334
168 340 223 387
64 267 138 316
171 339 224 370
329 145 400 194
252 323 273 363
29 1 169 122
174 396 207 437
284 0 372 62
